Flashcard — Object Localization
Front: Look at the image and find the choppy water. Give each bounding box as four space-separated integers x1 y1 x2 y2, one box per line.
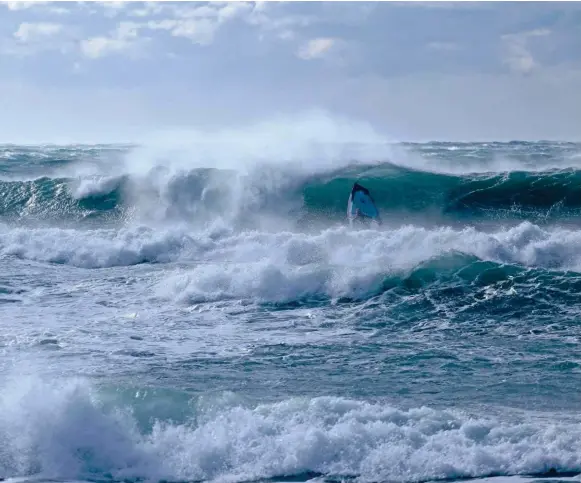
2 127 581 483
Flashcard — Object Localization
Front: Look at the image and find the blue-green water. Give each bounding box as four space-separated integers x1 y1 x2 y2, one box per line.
2 140 581 483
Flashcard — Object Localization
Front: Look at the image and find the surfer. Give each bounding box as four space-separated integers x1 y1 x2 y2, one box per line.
347 182 381 227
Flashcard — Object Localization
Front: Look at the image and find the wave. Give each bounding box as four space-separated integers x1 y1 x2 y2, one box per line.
302 165 581 224
1 376 580 483
4 164 581 226
3 222 581 322
0 176 126 223
1 114 580 227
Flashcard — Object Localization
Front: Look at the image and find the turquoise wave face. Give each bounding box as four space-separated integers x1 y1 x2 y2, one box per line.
3 163 581 226
301 167 581 225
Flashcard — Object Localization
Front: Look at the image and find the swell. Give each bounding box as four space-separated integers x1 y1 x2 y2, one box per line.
4 165 581 225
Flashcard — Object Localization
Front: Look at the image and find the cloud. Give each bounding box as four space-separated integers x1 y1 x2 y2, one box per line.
146 18 217 45
0 1 580 142
165 1 254 43
80 37 125 59
80 21 145 59
95 1 127 18
297 37 336 60
128 2 166 18
5 21 74 56
2 1 318 59
14 22 63 42
79 1 255 58
2 1 47 10
1 1 69 14
501 28 551 75
247 4 314 42
122 2 256 47
215 1 254 22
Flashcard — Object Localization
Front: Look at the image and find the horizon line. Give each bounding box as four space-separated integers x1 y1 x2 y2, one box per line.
1 139 580 147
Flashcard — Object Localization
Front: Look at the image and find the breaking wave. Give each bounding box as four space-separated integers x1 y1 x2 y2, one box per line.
4 164 581 226
1 376 580 483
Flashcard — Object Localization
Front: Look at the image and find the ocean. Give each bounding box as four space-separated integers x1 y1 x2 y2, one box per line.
2 134 581 483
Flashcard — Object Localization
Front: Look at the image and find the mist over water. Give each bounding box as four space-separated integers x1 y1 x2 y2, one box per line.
2 113 581 483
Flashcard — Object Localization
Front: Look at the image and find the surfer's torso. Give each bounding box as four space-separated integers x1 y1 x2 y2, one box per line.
347 182 381 226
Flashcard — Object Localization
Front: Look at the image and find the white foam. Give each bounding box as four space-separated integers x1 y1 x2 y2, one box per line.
0 220 578 275
5 116 578 229
50 115 578 229
0 224 207 269
2 221 580 302
105 111 395 226
156 222 581 304
1 376 580 483
70 175 123 200
121 110 392 176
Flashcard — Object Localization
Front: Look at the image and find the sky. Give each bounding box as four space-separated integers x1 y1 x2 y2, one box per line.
0 0 580 143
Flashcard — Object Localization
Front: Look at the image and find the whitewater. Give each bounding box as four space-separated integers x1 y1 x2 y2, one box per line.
2 115 581 483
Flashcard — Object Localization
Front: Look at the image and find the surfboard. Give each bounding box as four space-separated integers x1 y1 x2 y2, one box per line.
347 182 381 226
